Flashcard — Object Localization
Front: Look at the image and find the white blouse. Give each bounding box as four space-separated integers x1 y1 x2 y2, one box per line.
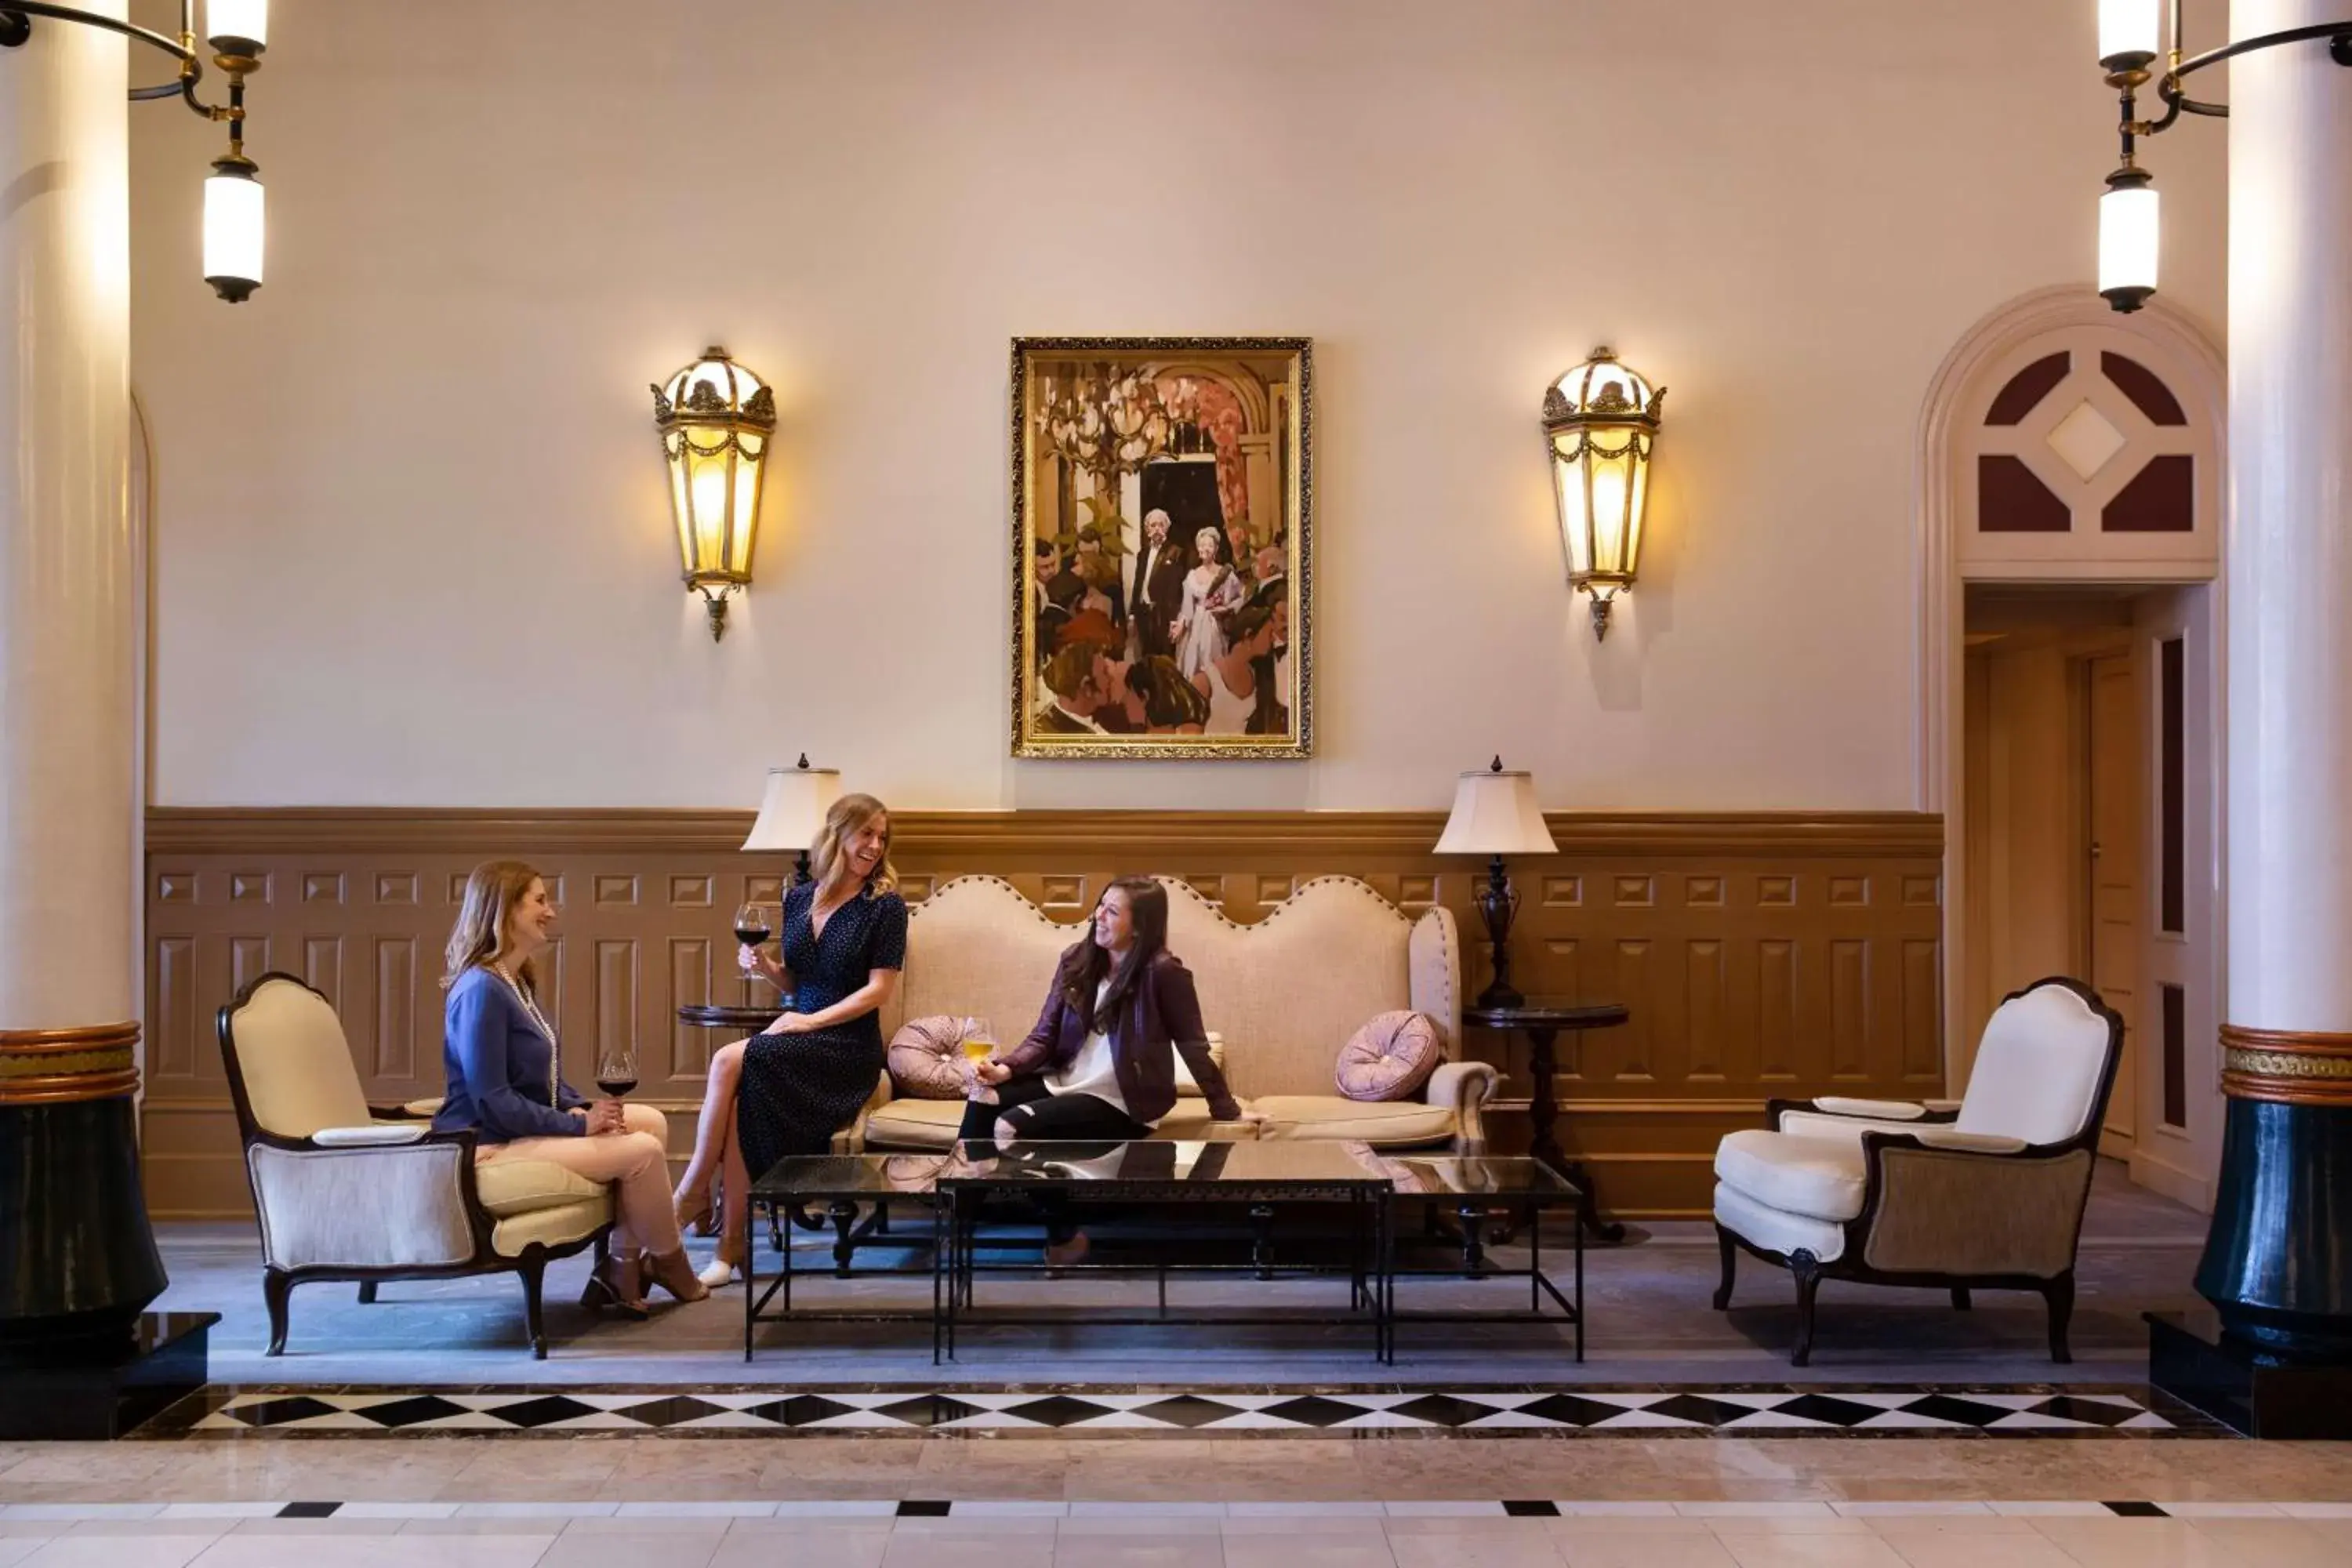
1047 979 1137 1119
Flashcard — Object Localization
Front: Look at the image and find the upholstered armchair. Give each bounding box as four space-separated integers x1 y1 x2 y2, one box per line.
218 973 613 1359
1711 976 2123 1366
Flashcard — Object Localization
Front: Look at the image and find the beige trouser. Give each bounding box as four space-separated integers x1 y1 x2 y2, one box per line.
477 1102 679 1256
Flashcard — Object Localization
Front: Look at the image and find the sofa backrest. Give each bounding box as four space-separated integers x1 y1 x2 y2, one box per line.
222 975 372 1138
884 877 1075 1047
882 873 1459 1102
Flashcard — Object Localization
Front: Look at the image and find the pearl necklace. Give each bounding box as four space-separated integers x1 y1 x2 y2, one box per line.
491 961 560 1108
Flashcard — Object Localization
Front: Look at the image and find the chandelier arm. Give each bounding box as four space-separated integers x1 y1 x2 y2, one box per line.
2142 19 2352 124
0 2 194 62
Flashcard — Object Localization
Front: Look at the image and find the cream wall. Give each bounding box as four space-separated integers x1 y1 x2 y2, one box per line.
129 0 2227 812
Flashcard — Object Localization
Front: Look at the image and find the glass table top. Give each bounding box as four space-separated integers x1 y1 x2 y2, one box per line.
750 1142 1582 1198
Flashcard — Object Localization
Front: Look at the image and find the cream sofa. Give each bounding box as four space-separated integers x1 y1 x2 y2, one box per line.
852 874 1486 1152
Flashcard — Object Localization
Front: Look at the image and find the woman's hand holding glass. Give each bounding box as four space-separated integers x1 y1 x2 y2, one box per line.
738 945 786 987
959 1018 1007 1100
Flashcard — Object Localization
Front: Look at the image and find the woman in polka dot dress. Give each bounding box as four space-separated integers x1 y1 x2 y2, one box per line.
672 793 906 1287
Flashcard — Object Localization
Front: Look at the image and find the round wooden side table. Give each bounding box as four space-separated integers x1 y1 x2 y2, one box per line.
1461 997 1632 1243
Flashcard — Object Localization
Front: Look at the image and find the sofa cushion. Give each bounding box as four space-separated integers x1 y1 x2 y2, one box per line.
1713 1181 1848 1265
887 1015 989 1099
865 1094 1236 1150
1714 1130 1867 1221
1250 1094 1456 1147
474 1157 608 1217
1334 1011 1443 1102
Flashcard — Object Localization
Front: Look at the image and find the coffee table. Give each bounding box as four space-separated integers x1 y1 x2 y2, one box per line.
935 1140 1394 1363
741 1151 956 1363
1369 1152 1588 1361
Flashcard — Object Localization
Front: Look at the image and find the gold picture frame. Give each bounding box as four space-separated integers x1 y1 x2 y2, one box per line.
1011 336 1312 760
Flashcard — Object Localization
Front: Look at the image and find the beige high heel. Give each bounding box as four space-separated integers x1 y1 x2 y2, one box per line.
643 1247 711 1304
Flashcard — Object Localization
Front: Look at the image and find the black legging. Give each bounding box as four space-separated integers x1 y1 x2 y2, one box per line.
956 1072 1152 1144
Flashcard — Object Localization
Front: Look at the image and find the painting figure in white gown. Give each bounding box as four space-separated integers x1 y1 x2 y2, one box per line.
1171 525 1246 684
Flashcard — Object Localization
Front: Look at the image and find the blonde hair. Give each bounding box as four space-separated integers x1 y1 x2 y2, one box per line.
808 793 897 897
444 859 546 993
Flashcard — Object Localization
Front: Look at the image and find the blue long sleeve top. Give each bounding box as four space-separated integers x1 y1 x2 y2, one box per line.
432 966 587 1143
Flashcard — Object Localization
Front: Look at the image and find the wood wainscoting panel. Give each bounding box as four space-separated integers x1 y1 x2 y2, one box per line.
143 808 1943 1218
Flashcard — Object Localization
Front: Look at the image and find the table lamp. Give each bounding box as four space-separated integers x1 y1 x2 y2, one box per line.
742 755 844 884
1433 757 1559 1010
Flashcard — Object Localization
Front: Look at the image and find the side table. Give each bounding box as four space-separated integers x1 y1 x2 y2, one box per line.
1461 998 1632 1243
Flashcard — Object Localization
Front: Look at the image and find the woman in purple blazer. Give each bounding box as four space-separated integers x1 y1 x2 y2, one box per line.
962 877 1248 1144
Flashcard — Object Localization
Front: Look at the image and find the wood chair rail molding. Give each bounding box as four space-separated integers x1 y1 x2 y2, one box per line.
141 806 1944 1218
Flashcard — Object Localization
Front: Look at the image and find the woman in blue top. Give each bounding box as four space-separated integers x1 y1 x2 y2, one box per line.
672 794 906 1287
437 860 707 1314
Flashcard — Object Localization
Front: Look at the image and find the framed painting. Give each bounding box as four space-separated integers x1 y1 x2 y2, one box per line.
1011 336 1312 760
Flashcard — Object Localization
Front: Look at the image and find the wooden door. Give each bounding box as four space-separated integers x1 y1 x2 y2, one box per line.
2085 651 2141 1154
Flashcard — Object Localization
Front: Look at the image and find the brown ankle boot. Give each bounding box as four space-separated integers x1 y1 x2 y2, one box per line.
580 1251 651 1319
643 1247 711 1303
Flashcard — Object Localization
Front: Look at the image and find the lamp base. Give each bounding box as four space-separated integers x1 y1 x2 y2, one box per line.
1473 980 1526 1011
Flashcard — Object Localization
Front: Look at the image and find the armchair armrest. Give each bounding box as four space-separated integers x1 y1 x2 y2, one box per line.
1424 1060 1498 1153
313 1123 429 1147
1768 1094 1960 1134
367 1097 441 1121
247 1132 482 1271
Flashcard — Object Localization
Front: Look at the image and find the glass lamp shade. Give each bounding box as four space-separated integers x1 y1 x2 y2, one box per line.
2097 0 2158 68
2099 173 2159 313
206 0 267 53
742 761 844 853
201 156 263 303
1433 766 1558 857
653 347 775 622
1543 347 1663 637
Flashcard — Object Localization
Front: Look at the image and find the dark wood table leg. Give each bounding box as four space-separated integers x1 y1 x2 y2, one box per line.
829 1200 858 1277
1526 1026 1624 1244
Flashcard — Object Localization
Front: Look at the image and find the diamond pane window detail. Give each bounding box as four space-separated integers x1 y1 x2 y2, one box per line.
2102 352 2187 426
2046 401 2129 481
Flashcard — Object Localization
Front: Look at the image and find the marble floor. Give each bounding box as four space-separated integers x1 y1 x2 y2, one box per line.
151 1162 2209 1386
5 1436 2352 1566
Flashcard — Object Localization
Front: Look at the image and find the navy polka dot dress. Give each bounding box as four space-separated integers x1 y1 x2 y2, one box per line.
736 880 908 1180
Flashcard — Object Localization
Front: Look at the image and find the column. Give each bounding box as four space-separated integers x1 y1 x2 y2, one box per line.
2202 0 2352 1359
0 4 164 1356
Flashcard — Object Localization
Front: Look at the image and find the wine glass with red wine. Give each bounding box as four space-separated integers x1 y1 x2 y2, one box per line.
595 1042 637 1102
732 901 772 1007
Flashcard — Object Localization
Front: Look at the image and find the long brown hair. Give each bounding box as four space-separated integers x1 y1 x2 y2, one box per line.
807 793 898 896
444 859 546 994
1061 876 1171 1032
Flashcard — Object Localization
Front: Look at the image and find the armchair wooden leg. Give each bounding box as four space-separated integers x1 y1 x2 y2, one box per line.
1951 1286 1971 1311
1788 1249 1821 1367
357 1281 377 1305
1711 1225 1737 1310
518 1254 550 1360
2043 1272 2075 1363
263 1268 292 1356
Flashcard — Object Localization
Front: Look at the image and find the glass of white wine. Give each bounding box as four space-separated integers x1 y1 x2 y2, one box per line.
960 1017 996 1102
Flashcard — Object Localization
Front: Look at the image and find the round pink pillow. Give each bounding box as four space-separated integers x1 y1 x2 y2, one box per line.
1334 1010 1443 1102
887 1015 983 1099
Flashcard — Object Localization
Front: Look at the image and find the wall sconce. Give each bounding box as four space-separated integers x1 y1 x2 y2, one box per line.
1543 347 1665 641
2 0 270 302
2093 0 2351 313
652 345 774 641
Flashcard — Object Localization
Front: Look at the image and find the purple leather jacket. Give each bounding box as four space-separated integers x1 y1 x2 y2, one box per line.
998 949 1242 1124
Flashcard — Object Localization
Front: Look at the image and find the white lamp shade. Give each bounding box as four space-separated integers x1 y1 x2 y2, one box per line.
207 0 268 49
742 764 843 852
201 165 263 293
2097 0 2158 64
1433 768 1558 856
2099 180 2158 296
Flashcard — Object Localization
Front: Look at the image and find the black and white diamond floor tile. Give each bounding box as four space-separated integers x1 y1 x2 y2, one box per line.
183 1386 2191 1436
